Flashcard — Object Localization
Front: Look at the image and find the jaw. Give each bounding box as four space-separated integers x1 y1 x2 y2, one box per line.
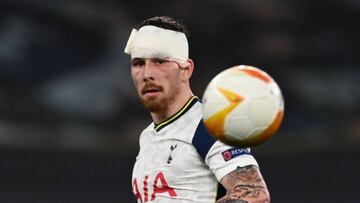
139 90 166 111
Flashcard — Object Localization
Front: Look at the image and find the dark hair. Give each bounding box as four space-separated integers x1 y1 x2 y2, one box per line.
137 16 189 38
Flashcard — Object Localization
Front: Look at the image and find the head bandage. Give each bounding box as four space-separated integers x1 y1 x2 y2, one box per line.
124 25 188 61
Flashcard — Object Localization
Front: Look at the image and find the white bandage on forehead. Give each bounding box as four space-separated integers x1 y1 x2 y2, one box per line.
124 25 188 61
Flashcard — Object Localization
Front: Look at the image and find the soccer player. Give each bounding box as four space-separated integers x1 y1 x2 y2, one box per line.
124 16 270 203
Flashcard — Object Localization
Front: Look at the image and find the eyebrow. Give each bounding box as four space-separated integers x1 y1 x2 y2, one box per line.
131 57 170 62
131 58 144 64
131 58 142 62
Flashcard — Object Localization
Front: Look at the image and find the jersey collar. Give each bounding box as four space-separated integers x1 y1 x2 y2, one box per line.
154 96 199 132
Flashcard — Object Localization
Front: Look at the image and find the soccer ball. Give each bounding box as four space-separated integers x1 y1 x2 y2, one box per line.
202 65 284 147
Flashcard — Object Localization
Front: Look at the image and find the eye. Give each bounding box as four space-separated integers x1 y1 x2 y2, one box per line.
153 58 168 65
131 58 145 67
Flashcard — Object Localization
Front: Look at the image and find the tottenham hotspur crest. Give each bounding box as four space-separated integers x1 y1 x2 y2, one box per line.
167 144 177 164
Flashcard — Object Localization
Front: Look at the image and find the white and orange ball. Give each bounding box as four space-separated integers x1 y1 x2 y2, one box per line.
202 65 284 147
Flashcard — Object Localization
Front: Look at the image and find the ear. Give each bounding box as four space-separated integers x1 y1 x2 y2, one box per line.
181 59 194 82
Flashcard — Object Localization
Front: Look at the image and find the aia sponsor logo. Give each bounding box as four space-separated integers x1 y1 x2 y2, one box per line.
133 172 177 202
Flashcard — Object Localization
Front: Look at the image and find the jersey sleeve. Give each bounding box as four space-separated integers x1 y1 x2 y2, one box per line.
192 121 258 182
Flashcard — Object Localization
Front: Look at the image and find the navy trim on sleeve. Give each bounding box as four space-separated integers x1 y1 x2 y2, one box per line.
192 120 217 160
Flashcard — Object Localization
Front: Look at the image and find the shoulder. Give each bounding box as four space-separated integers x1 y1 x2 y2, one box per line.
138 122 155 145
141 122 155 136
191 120 217 160
164 101 203 142
191 119 252 161
191 120 259 182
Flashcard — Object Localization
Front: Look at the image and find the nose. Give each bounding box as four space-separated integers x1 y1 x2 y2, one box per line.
143 60 155 82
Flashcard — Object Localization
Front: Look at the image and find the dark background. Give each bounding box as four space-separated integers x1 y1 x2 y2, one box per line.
0 0 359 202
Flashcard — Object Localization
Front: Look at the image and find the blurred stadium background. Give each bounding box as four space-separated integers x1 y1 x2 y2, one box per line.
0 0 359 202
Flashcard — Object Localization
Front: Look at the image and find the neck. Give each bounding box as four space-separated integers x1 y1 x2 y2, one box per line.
151 90 194 124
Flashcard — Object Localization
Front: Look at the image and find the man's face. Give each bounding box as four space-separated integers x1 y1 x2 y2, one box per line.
131 58 183 113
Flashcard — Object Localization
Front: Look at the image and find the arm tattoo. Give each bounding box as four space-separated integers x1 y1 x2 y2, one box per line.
216 165 270 203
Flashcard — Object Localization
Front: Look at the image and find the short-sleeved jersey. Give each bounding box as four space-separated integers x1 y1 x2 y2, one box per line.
132 96 258 203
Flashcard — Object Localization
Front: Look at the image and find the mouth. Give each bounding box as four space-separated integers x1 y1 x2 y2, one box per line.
141 85 162 95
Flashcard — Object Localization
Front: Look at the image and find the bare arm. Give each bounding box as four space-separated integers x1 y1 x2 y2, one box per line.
216 165 270 203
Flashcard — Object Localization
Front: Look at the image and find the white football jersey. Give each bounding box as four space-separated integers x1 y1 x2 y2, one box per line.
132 96 258 203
